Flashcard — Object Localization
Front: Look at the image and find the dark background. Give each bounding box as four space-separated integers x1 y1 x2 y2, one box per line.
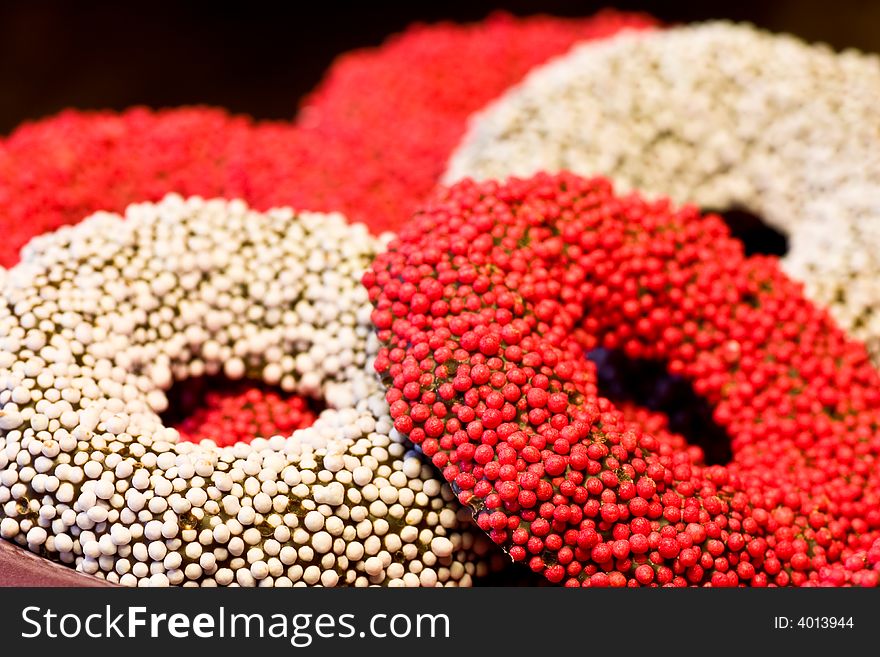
1 0 878 135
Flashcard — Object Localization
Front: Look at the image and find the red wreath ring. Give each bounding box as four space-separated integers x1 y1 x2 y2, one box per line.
0 12 654 268
366 172 880 587
298 10 654 233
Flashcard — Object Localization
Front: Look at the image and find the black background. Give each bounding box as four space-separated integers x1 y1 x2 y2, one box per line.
1 0 879 135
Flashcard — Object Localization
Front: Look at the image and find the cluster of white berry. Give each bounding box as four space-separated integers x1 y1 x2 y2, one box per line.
446 22 880 360
0 195 497 586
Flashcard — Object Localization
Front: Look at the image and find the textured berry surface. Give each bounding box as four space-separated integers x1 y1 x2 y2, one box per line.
366 173 880 586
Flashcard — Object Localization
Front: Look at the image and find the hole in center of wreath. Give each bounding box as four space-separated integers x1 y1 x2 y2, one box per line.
705 206 789 257
588 348 733 466
160 376 324 447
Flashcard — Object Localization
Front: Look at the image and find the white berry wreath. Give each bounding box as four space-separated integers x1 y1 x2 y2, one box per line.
447 21 880 361
0 195 496 586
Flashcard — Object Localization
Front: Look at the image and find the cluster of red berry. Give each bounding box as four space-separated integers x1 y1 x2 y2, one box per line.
0 12 649 445
366 172 880 586
163 380 318 447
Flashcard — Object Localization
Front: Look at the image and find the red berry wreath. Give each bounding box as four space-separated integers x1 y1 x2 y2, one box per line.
365 172 880 587
0 12 654 268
